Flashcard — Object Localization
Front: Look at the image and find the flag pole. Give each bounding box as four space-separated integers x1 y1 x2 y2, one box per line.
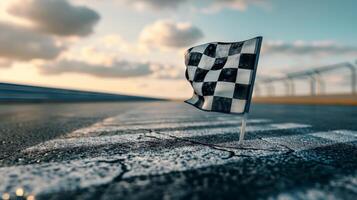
238 113 248 144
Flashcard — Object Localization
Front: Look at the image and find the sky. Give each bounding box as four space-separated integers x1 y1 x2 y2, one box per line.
0 0 357 98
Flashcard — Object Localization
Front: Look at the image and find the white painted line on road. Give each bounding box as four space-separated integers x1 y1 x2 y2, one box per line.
0 157 124 196
163 123 311 138
109 114 241 123
24 133 155 153
100 116 254 126
3 140 291 196
67 118 270 137
263 130 357 151
1 146 237 196
24 122 309 153
2 129 356 197
310 130 357 143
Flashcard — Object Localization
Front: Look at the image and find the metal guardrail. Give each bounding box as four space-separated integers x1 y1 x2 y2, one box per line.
255 61 357 96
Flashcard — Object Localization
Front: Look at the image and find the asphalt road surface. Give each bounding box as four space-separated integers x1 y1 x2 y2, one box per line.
0 102 356 200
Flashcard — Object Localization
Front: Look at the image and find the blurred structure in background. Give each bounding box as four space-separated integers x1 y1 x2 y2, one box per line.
254 60 357 105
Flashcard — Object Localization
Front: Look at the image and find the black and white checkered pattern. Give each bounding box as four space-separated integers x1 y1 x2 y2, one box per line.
184 36 263 114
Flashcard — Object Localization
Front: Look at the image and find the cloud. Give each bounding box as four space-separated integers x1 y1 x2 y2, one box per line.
38 59 184 79
202 0 268 13
0 22 64 61
39 58 183 80
39 59 154 78
0 58 13 68
7 0 100 37
119 0 187 10
58 34 148 68
139 19 203 49
263 40 357 56
36 33 182 79
0 51 15 68
99 34 147 54
150 63 184 79
116 0 267 12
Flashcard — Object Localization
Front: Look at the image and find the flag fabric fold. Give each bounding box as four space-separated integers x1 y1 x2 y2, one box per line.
184 36 263 114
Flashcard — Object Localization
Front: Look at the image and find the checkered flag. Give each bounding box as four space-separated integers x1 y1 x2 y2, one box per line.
184 36 263 115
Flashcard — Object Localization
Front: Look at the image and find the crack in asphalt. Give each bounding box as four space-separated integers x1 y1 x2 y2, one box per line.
0 154 11 162
93 158 130 198
146 129 298 160
171 136 237 159
97 158 129 182
258 137 339 168
259 137 295 155
85 129 243 197
214 143 285 152
146 129 245 159
144 130 332 170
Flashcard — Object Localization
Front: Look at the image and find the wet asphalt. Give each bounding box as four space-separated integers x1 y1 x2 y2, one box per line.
0 102 139 160
0 101 356 200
